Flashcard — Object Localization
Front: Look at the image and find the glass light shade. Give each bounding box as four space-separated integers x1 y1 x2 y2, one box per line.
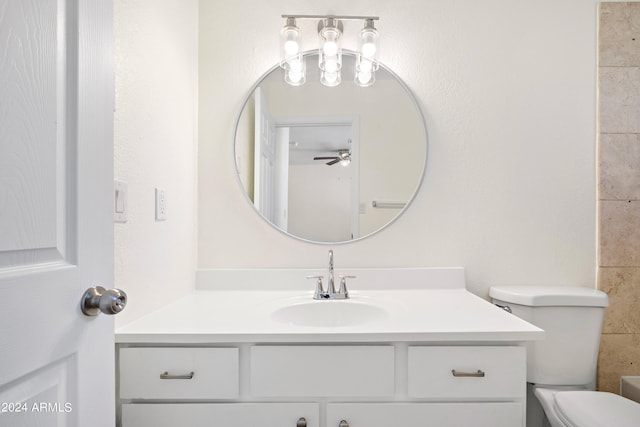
324 58 339 73
320 70 342 87
284 56 306 86
280 18 301 69
357 20 379 71
355 56 376 87
355 69 375 87
318 19 342 73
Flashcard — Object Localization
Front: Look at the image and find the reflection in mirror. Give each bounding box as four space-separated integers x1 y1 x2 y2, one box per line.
234 52 427 244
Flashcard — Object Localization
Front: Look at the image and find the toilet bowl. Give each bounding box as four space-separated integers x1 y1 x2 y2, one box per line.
489 286 640 427
534 386 640 427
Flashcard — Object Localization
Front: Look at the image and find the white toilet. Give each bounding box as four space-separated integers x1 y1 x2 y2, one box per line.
490 286 640 427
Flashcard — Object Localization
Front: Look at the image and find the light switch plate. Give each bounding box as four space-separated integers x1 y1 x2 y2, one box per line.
155 188 167 221
114 181 128 223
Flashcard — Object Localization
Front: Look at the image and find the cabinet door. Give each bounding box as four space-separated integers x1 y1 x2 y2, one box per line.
122 403 319 427
327 402 523 427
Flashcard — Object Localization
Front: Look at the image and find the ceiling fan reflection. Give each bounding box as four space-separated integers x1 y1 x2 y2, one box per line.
313 149 351 166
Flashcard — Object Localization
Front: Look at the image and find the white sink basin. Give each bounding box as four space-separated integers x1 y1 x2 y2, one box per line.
271 299 388 327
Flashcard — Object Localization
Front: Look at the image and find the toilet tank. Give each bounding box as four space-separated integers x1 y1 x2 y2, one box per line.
490 286 608 386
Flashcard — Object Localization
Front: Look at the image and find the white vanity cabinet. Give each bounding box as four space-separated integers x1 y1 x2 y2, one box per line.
116 344 527 427
114 279 542 427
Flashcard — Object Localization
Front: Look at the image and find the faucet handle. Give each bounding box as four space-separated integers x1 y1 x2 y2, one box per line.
307 275 325 299
338 275 356 297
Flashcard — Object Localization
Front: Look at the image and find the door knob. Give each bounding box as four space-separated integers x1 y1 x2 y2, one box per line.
81 286 127 316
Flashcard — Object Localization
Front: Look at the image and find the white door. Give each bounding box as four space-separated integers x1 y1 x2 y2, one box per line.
273 127 289 230
254 87 276 221
0 1 115 426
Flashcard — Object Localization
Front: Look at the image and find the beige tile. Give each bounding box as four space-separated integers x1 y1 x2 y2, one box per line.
599 134 640 200
600 201 640 266
599 3 640 67
599 67 640 133
598 267 640 333
598 333 640 393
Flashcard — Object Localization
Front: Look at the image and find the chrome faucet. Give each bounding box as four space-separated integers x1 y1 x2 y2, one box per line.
307 250 355 300
327 249 336 295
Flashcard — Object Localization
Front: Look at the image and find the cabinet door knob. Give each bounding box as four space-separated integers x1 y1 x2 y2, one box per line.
339 421 349 427
297 417 307 427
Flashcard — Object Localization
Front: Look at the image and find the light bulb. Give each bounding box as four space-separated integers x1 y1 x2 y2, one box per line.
288 70 303 84
362 42 376 58
284 39 299 56
289 58 303 72
324 59 338 73
357 71 372 85
325 72 338 84
359 59 373 73
323 41 338 56
321 70 341 87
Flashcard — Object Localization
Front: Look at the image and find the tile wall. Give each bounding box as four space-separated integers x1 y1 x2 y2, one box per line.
598 2 640 394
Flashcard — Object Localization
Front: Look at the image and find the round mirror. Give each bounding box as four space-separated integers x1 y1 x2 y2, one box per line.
234 52 427 244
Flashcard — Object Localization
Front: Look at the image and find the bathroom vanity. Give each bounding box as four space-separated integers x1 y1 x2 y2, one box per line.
115 268 542 427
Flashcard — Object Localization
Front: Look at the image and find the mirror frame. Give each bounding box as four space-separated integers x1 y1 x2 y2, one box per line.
232 50 429 245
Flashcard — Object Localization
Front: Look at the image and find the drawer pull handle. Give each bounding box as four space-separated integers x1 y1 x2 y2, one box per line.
339 421 349 427
159 371 194 380
451 369 485 378
297 417 307 427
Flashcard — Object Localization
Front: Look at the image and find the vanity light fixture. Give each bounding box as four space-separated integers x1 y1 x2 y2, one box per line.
355 19 379 87
280 14 380 87
280 17 306 86
318 18 343 87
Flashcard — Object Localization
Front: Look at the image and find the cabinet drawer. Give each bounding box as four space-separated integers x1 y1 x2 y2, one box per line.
122 403 319 427
327 402 523 427
408 346 525 399
119 347 239 399
250 346 394 397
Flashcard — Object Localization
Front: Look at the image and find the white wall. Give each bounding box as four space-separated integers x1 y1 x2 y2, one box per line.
199 0 598 296
114 0 198 326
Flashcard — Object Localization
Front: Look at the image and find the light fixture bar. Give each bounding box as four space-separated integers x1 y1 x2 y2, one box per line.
282 14 379 21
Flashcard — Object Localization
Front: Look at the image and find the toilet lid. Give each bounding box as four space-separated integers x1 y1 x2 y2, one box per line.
555 391 640 427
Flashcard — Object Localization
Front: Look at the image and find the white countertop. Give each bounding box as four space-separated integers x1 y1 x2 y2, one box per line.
115 288 543 344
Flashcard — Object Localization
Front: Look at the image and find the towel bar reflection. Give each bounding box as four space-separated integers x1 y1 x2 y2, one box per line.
371 201 406 209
